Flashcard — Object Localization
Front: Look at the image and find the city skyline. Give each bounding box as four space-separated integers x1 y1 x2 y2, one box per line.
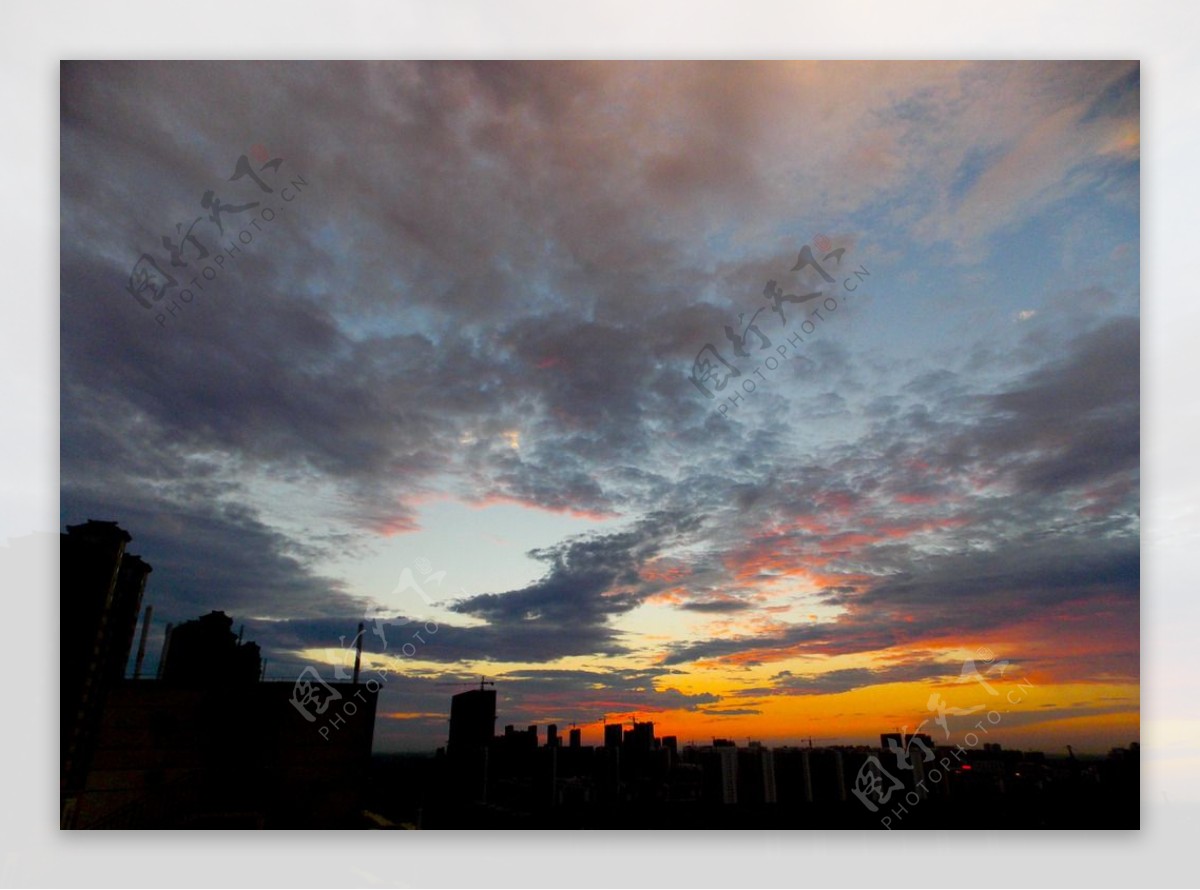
61 60 1140 757
54 512 1135 830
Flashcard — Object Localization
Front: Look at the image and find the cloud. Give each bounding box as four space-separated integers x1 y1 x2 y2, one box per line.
659 317 1139 675
60 62 1140 748
448 510 705 660
733 660 969 697
61 493 366 624
677 599 756 613
973 316 1139 494
698 707 763 717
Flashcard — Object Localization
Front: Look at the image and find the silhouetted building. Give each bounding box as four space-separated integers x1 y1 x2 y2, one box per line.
60 520 152 807
737 746 777 804
448 687 497 752
64 593 378 829
497 724 538 750
420 681 1139 828
159 610 261 686
808 748 847 803
772 747 813 804
107 555 152 681
701 745 739 804
68 678 378 828
624 721 655 752
445 688 498 806
61 520 380 828
880 731 934 755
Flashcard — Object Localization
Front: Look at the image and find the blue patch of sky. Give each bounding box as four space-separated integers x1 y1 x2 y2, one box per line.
948 145 1009 205
322 496 624 614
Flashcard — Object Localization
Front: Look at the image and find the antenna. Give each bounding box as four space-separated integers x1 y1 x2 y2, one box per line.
353 622 364 684
132 604 153 679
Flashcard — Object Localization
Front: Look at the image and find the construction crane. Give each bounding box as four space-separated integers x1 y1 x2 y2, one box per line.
605 713 639 726
437 676 495 691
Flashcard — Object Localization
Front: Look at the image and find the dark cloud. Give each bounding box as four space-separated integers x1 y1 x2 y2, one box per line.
734 660 984 697
698 707 763 717
59 62 1139 748
450 511 705 659
59 491 366 625
978 316 1139 494
678 599 756 613
663 531 1138 674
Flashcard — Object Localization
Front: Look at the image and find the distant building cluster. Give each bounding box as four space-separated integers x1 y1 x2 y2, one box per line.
398 685 1140 828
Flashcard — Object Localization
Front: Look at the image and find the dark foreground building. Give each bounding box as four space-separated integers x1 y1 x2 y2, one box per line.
67 678 377 828
60 520 379 829
60 520 152 797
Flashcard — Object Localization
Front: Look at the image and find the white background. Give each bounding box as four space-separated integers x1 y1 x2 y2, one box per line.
2 1 1196 887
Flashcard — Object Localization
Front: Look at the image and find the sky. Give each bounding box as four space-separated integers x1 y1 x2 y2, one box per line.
59 60 1140 753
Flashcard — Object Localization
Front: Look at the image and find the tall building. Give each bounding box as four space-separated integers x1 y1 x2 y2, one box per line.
737 746 777 804
713 746 738 804
569 727 582 748
107 554 152 682
60 520 152 801
623 721 655 751
159 610 261 686
604 722 624 749
448 687 497 752
771 747 813 804
808 748 847 803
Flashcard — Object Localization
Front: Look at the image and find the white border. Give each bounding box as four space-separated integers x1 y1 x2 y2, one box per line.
5 1 1195 886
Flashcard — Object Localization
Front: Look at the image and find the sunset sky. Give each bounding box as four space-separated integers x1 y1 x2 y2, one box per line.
60 60 1140 752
